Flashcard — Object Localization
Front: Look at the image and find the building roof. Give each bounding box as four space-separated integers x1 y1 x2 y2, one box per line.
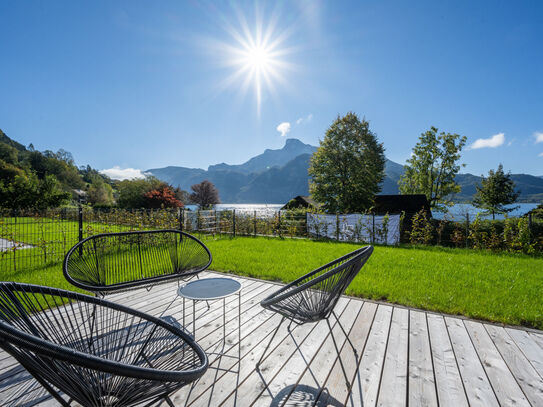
281 196 319 210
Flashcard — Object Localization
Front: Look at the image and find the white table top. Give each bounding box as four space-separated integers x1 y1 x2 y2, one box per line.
178 278 242 300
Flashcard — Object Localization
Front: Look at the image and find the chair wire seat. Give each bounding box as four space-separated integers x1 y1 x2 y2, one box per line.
63 229 212 295
0 282 208 407
257 246 374 369
260 246 374 324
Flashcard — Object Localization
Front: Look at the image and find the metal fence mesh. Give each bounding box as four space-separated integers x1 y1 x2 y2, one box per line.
0 207 541 274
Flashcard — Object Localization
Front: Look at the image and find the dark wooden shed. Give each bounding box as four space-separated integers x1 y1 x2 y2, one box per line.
372 194 432 218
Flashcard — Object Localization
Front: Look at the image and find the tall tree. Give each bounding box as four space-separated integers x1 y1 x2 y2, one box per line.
190 180 220 209
473 164 519 220
87 179 115 206
116 177 165 208
399 127 467 210
0 173 70 210
308 112 385 213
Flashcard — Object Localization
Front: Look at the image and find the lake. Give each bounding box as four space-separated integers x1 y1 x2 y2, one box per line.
185 203 283 213
186 202 539 220
432 203 539 221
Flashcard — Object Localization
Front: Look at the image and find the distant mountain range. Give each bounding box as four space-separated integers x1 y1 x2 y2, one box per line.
147 138 543 204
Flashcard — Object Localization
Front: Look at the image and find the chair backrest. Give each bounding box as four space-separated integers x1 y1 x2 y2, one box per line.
63 229 212 294
0 282 208 406
261 246 373 324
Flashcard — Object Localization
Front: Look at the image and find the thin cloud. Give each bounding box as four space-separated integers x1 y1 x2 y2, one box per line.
469 133 505 149
534 132 543 144
296 113 313 125
276 122 291 137
539 152 543 157
100 166 147 180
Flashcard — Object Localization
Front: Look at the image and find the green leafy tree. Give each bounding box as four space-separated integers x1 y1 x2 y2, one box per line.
87 180 115 206
399 127 467 210
0 143 19 164
116 177 165 208
308 112 386 213
0 173 70 210
472 164 519 220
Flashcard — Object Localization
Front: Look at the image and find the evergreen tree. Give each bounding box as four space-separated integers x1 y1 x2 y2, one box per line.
473 164 519 219
308 112 385 213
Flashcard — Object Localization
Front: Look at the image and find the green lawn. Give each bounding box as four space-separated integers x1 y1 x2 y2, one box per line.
204 237 543 329
1 229 542 329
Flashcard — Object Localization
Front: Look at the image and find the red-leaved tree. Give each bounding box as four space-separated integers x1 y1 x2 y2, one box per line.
144 185 183 208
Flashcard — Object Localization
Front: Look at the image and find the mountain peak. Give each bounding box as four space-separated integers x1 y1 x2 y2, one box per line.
284 138 307 147
207 138 317 174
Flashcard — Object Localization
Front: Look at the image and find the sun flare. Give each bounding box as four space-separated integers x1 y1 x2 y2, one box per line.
245 46 271 70
210 8 294 115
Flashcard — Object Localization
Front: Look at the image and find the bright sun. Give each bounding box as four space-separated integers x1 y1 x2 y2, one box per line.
211 9 293 115
244 46 271 70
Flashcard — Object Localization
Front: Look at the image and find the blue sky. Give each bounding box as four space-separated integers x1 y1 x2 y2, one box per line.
1 0 542 179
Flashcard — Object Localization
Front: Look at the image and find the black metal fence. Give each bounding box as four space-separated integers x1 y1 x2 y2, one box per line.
0 206 541 274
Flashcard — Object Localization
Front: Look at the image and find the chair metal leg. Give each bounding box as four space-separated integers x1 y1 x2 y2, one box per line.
162 395 176 407
256 316 285 369
331 310 358 356
326 318 352 390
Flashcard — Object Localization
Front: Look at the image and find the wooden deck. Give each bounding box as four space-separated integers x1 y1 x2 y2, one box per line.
1 271 543 406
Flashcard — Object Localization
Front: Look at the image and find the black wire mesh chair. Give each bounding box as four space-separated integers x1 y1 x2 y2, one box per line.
257 246 373 368
0 282 208 407
63 229 212 295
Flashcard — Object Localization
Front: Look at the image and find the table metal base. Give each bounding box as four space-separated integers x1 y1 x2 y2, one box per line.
181 290 241 372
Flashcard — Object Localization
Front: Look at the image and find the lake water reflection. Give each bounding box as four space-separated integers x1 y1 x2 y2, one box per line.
185 202 540 221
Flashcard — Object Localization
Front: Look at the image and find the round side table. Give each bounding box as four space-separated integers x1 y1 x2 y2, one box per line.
178 277 242 364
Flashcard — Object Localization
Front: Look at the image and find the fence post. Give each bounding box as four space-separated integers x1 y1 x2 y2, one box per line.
528 213 533 243
465 213 470 248
178 208 184 232
336 213 340 240
197 210 200 231
78 205 83 256
254 210 257 237
278 210 282 237
232 209 236 237
372 213 376 244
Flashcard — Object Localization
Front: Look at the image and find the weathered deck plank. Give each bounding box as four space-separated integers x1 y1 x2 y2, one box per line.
445 317 499 407
0 272 542 407
465 320 531 406
349 304 393 407
317 301 377 406
376 306 409 407
427 313 469 407
485 325 543 406
254 301 362 405
507 328 543 378
408 310 438 407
